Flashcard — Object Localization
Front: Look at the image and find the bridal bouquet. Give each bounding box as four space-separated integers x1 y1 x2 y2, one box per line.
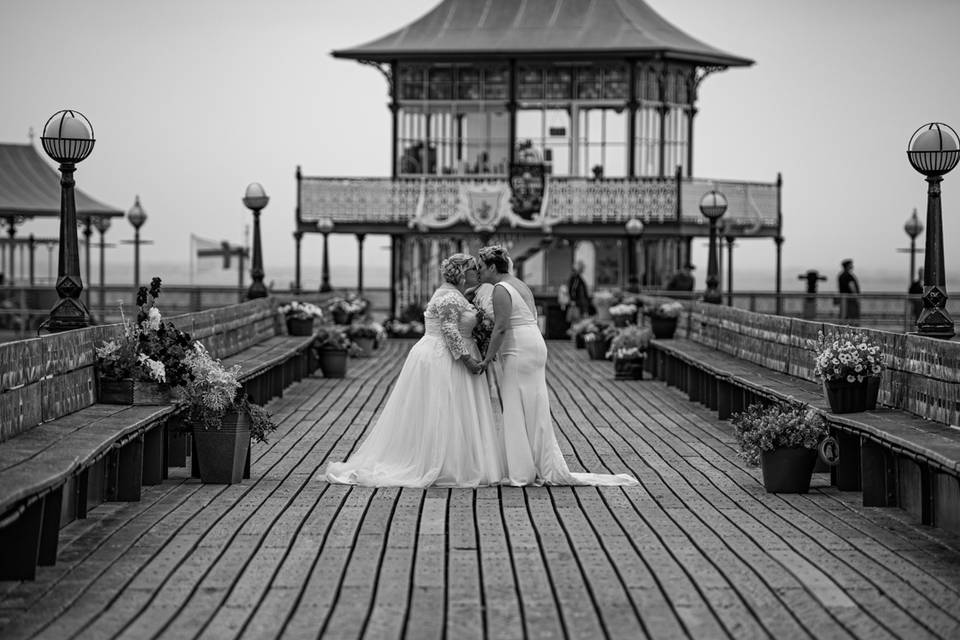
473 307 495 356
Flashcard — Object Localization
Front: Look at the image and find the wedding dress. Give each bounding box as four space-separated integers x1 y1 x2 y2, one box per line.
323 284 503 487
495 281 639 487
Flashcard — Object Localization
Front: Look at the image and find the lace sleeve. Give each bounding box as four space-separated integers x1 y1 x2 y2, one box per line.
435 295 469 358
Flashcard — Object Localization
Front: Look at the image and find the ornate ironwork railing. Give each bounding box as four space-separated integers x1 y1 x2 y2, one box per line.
299 176 780 233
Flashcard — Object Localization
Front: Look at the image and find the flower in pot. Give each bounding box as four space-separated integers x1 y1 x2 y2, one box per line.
279 300 324 336
812 329 884 413
95 277 193 404
591 289 618 322
384 318 425 338
346 322 380 356
609 303 639 327
732 402 829 493
583 322 616 360
176 343 278 483
327 293 370 325
315 326 355 377
567 318 595 349
645 301 684 339
606 325 652 379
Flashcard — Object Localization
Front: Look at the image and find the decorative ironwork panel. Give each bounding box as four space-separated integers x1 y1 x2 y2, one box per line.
545 178 677 223
300 178 420 224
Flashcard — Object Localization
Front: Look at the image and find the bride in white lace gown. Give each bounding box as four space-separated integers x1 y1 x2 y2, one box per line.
477 245 638 487
323 254 503 487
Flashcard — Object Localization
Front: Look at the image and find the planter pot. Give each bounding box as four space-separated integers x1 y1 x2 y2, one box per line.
650 316 678 339
613 356 645 380
318 348 348 378
586 339 610 360
331 309 350 325
98 377 175 405
286 316 314 336
612 315 630 328
192 410 250 484
824 377 880 413
574 334 586 349
353 336 376 356
760 447 818 493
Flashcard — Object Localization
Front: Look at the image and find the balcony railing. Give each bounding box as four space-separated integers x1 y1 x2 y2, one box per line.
298 175 779 233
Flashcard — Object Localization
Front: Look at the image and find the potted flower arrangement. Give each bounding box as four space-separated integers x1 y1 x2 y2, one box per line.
606 325 652 380
646 301 684 339
95 277 194 404
347 322 380 356
732 402 829 493
583 322 617 361
567 318 595 349
384 318 425 338
812 329 884 413
609 302 639 327
327 293 369 325
315 325 354 377
592 289 618 322
279 300 323 336
176 342 277 484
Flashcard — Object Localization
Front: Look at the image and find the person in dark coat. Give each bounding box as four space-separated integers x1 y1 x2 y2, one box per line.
666 264 695 292
566 261 591 321
837 259 860 323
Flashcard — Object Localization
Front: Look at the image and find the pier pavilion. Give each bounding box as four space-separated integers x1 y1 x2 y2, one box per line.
295 0 784 318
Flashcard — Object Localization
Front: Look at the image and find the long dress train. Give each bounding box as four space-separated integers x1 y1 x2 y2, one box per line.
323 284 503 487
495 281 639 487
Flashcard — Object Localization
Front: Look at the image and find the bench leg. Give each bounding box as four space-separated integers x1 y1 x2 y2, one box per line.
243 445 251 480
167 424 188 468
108 435 143 502
38 487 63 566
717 380 732 420
76 468 89 519
143 426 164 486
861 438 896 507
831 430 861 491
0 499 44 580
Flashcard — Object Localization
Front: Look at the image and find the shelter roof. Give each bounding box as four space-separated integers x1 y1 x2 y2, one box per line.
333 0 752 67
0 143 123 218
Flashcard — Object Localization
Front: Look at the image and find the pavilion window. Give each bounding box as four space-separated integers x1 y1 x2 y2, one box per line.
516 108 571 175
635 105 662 178
579 109 627 178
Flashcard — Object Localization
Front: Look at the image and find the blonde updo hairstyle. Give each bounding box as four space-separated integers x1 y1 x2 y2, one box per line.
440 253 477 285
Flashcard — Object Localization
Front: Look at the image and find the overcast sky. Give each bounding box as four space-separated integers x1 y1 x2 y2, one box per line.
2 0 959 291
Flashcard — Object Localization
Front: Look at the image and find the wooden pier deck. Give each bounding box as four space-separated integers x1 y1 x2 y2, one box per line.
1 340 959 639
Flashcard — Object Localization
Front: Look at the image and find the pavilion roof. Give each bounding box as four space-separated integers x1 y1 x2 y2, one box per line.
333 0 752 67
0 143 123 219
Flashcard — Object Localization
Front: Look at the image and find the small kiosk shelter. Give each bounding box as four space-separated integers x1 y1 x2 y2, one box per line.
295 0 783 321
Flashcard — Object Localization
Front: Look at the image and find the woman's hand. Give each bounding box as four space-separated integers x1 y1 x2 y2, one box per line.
460 354 483 374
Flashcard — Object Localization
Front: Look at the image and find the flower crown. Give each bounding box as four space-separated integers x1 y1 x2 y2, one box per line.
478 244 509 264
440 253 476 283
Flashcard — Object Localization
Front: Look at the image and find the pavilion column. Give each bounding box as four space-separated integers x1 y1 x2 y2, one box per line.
627 62 638 178
28 234 36 286
389 234 398 319
685 106 697 177
82 217 93 310
356 233 366 293
390 61 399 180
7 220 16 283
775 172 784 315
508 59 518 166
657 104 669 178
320 232 332 292
775 235 784 315
293 231 303 293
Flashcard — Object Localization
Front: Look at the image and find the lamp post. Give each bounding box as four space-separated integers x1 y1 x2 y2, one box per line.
40 109 95 332
907 122 959 338
725 232 736 306
699 190 728 304
903 207 924 284
242 183 269 299
123 196 149 288
93 216 111 319
625 218 644 292
317 218 334 292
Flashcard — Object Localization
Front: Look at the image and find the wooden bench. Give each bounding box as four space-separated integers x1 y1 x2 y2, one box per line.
0 298 317 580
641 297 960 536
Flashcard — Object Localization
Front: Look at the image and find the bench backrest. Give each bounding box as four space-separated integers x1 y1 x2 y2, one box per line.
0 298 282 443
650 297 960 426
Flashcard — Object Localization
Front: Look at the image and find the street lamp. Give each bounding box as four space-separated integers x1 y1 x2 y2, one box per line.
93 215 111 319
124 195 149 288
317 217 334 292
40 109 95 332
907 122 959 338
242 182 269 299
903 207 924 284
625 218 644 292
699 190 728 304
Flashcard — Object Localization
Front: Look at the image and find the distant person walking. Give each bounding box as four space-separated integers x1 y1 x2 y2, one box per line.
837 259 860 323
909 268 924 322
566 261 591 322
666 263 695 292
